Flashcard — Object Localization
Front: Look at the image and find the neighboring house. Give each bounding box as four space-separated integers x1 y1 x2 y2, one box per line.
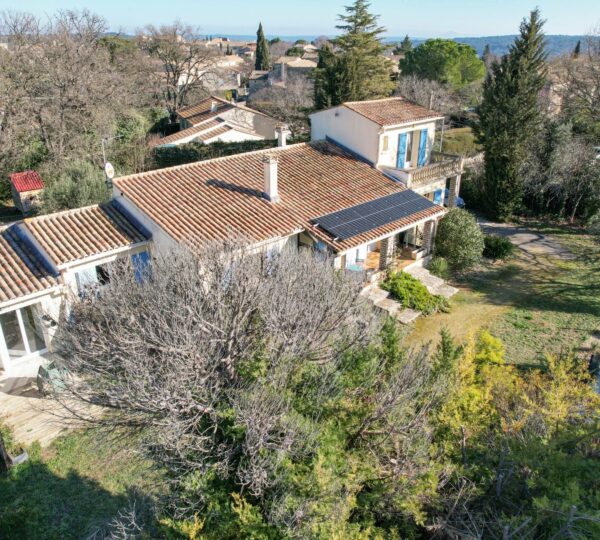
272 56 317 84
0 97 464 377
248 70 270 94
0 202 151 376
152 96 279 147
9 171 45 214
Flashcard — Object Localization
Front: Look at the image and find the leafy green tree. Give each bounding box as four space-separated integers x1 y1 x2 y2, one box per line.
434 208 485 270
474 9 547 221
40 160 109 214
400 39 485 87
314 0 394 108
285 46 304 57
254 22 270 70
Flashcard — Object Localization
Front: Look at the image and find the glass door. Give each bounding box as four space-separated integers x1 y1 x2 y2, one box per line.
0 310 27 360
0 304 47 365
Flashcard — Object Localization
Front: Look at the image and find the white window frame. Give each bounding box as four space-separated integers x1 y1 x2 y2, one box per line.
0 305 48 368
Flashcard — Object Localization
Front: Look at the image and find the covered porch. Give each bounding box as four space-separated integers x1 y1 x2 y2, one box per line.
337 219 437 283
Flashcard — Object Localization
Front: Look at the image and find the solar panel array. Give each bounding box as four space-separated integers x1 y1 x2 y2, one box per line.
311 190 437 241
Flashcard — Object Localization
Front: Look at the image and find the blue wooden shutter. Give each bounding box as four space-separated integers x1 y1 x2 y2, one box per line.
433 189 443 205
417 129 428 167
396 133 407 168
131 251 151 283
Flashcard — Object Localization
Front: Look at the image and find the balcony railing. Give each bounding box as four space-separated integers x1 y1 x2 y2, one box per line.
380 151 464 189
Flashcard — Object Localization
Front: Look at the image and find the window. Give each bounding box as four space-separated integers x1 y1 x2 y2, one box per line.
405 132 414 163
382 135 389 152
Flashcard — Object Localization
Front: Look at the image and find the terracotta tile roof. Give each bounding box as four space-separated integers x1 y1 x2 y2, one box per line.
25 202 149 267
177 96 234 126
198 124 232 142
9 171 45 192
114 141 445 252
0 225 57 305
152 118 225 147
343 97 443 127
275 56 318 68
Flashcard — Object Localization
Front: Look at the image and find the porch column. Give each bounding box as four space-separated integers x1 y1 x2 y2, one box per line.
378 236 395 270
422 220 435 254
447 158 464 208
448 174 461 208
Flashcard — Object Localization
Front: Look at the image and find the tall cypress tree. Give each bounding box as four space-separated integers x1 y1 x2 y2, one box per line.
573 40 581 58
314 1 393 108
474 9 547 221
255 22 270 70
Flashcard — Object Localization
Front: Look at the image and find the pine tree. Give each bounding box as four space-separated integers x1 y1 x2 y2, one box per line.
399 34 412 53
474 9 547 221
255 22 270 71
314 0 393 108
573 39 581 58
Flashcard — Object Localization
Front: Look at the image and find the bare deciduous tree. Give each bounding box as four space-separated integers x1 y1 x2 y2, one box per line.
0 10 144 171
395 74 462 116
557 27 600 135
138 21 219 122
52 240 378 514
248 73 314 135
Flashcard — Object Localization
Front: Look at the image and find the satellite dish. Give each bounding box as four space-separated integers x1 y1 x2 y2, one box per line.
104 162 115 180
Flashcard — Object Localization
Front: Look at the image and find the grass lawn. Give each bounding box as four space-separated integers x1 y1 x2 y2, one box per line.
0 429 163 539
405 228 600 365
440 127 481 157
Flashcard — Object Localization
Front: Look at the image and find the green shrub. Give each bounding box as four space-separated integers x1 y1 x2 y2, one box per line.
381 271 449 315
434 208 484 270
483 234 515 260
41 160 110 214
0 418 17 456
153 139 277 169
428 256 450 279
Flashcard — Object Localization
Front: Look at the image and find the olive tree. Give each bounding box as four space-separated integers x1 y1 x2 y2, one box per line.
434 208 484 270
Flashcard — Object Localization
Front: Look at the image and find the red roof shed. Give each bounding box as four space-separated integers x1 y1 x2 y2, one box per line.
9 171 45 193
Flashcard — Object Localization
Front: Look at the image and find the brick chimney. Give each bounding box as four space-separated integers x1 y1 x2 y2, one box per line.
262 155 280 203
210 100 218 112
276 125 291 148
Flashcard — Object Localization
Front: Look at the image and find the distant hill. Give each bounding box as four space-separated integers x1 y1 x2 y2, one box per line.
406 35 585 58
119 32 584 59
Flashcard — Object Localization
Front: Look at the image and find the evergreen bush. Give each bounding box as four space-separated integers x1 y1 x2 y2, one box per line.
434 208 484 270
483 234 515 260
381 271 449 315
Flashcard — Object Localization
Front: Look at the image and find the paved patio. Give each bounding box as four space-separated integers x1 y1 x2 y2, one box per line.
0 356 91 447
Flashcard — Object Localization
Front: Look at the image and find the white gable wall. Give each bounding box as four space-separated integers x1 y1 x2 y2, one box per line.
310 106 380 164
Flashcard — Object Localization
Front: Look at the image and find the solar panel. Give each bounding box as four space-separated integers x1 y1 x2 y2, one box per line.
311 190 437 241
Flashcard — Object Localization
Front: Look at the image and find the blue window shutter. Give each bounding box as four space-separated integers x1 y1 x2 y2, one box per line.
396 133 407 168
418 129 428 167
131 251 151 283
433 189 443 205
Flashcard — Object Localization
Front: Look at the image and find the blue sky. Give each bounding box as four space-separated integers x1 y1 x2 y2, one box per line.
2 0 598 37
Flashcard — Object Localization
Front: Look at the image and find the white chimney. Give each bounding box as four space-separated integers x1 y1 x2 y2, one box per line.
210 100 218 112
276 125 291 148
263 155 280 203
